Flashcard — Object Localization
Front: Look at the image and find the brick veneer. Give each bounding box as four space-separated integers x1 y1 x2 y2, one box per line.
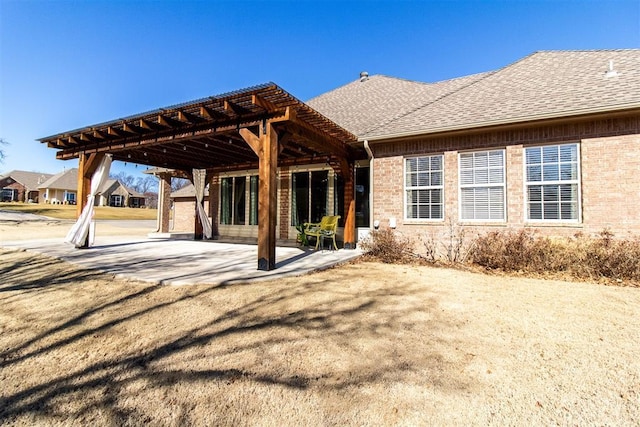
279 167 290 239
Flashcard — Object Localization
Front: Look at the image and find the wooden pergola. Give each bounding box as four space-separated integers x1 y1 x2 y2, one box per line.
39 83 363 270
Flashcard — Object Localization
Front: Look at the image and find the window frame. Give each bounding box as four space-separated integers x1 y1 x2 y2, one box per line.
523 142 581 223
458 149 506 222
403 154 445 222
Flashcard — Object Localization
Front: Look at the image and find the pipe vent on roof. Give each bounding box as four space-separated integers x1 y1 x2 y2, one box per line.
605 60 619 78
360 71 369 82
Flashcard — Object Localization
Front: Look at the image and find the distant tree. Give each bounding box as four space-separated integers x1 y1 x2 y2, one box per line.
0 138 8 163
171 177 190 192
109 171 136 189
134 176 158 194
144 192 158 209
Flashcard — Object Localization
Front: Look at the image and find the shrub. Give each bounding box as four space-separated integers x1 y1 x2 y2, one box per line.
470 229 640 284
420 220 470 263
359 228 415 264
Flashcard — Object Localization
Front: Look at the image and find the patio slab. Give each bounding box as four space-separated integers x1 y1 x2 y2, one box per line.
2 236 362 285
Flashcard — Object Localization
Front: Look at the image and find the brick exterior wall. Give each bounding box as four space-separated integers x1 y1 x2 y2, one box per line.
581 134 640 236
370 115 640 244
172 196 211 232
278 167 290 240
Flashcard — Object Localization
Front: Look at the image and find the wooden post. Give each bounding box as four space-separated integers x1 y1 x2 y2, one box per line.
157 173 171 233
342 161 356 249
76 152 104 248
239 122 278 270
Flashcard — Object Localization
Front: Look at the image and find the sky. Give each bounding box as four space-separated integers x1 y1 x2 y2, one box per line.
1 0 638 180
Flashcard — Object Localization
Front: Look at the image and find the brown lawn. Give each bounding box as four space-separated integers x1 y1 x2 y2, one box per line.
1 246 639 426
0 202 157 220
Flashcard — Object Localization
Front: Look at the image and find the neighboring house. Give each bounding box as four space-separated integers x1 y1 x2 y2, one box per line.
38 168 78 204
95 179 146 208
0 170 53 202
169 49 640 243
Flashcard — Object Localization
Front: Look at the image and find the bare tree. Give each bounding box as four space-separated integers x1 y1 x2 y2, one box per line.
134 176 158 194
171 177 190 192
109 171 136 189
0 138 7 164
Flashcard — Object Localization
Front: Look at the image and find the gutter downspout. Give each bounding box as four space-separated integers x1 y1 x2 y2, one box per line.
363 140 374 231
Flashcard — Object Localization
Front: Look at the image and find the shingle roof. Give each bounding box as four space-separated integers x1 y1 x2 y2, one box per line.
308 50 640 141
0 170 53 190
98 179 145 198
171 183 196 198
38 168 78 191
306 73 490 137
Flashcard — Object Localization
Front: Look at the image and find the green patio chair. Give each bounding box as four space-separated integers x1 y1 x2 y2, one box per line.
304 215 341 250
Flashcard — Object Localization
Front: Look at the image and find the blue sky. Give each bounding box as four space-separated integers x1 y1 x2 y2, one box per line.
1 0 638 179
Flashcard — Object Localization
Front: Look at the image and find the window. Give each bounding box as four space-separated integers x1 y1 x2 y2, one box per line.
459 150 505 221
2 188 16 202
221 175 256 225
110 194 122 207
405 156 443 220
525 143 579 221
291 170 329 226
249 176 258 225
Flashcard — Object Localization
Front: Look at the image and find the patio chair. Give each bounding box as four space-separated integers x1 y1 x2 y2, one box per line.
304 215 341 250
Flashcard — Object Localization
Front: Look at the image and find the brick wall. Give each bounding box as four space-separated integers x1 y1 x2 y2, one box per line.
279 167 290 239
172 196 211 232
581 134 640 236
370 115 640 244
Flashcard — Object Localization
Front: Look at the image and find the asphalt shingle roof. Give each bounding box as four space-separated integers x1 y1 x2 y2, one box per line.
306 73 490 137
38 168 78 191
308 50 640 141
0 170 53 190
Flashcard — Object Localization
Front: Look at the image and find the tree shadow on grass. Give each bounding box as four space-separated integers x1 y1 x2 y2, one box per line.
0 251 475 425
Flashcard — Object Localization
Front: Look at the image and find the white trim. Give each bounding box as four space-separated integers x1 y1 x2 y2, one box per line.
523 142 582 223
403 154 445 222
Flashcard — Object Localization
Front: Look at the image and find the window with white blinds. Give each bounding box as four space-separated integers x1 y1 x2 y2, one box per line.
525 143 580 221
459 150 505 221
405 155 444 220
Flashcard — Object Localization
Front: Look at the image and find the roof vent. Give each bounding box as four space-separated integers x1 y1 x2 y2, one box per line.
359 71 369 82
605 60 619 78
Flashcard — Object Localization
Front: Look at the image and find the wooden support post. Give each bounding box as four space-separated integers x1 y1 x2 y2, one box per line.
239 122 278 270
76 152 105 248
157 173 171 233
342 161 357 249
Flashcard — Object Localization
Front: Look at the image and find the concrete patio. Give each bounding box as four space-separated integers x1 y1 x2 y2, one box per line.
2 236 362 285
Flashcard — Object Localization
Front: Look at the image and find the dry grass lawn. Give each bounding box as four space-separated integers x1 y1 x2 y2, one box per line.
1 247 639 426
0 202 157 220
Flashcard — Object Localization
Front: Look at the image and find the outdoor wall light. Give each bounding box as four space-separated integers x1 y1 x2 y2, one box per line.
373 220 380 230
389 217 397 229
